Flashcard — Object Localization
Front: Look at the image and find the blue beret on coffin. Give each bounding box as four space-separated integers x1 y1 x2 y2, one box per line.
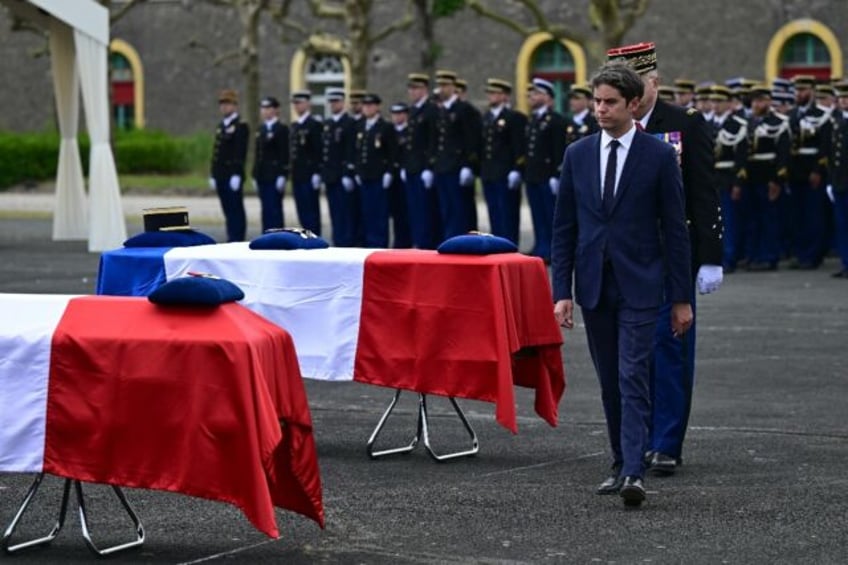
124 230 216 248
437 232 518 255
148 273 244 306
249 228 329 250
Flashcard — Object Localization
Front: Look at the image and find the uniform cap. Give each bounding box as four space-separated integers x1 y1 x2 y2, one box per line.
390 102 409 113
606 42 657 73
570 84 592 98
771 77 792 92
218 89 238 104
291 90 311 102
455 78 468 91
325 87 345 102
260 96 280 108
708 85 732 101
485 78 512 94
407 73 430 87
657 85 676 102
435 69 458 84
835 80 848 97
674 78 696 92
815 83 835 98
362 93 382 105
749 83 772 98
792 74 816 87
528 77 555 98
349 89 367 101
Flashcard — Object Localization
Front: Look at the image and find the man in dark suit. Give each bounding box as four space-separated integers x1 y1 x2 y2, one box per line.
210 89 249 242
289 90 324 235
608 42 723 476
552 63 693 507
389 102 412 248
480 78 526 244
252 96 289 233
824 81 848 277
354 93 397 248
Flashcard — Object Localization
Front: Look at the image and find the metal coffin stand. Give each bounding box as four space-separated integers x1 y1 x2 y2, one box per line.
2 473 145 557
366 390 479 461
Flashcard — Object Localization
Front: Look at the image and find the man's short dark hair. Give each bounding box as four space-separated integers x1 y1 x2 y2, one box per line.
591 63 645 102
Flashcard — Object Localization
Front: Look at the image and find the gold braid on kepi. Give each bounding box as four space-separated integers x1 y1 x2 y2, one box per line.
606 42 657 74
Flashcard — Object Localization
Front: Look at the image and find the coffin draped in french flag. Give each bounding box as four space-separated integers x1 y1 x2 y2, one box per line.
0 294 324 539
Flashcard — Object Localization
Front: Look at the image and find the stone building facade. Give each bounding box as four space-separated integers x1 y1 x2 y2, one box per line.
0 0 844 134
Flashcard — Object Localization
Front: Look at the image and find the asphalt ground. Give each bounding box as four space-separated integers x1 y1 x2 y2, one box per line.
0 208 846 564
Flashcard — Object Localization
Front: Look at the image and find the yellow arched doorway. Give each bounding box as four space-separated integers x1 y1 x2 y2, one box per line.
289 38 352 119
765 19 842 82
109 38 145 129
515 32 587 115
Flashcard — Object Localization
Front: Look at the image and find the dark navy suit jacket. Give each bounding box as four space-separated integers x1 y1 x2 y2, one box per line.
551 129 692 310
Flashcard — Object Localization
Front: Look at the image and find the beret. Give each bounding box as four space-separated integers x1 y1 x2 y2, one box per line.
124 230 216 248
437 233 518 255
249 228 330 250
148 273 244 306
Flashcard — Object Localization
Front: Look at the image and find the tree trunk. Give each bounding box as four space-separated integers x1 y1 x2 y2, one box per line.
239 0 264 167
346 0 370 89
414 0 437 77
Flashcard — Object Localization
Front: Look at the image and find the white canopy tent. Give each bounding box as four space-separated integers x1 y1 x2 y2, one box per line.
1 0 126 251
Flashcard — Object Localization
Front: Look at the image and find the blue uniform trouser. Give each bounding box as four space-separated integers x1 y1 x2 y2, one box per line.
293 180 321 236
582 265 658 478
464 183 478 232
257 180 283 233
215 176 246 242
406 175 437 249
435 171 472 239
746 182 781 265
834 191 848 272
359 179 389 248
326 180 357 246
791 181 828 266
719 187 738 269
525 181 555 260
483 179 521 244
650 282 697 460
389 179 412 248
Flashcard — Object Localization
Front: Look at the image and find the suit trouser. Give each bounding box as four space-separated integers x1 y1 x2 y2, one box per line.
257 180 284 233
483 179 521 244
650 282 697 460
791 181 829 266
582 265 658 478
293 180 321 236
325 180 357 247
359 179 389 248
834 191 848 271
435 171 473 240
405 175 442 249
214 176 246 242
389 179 412 248
525 181 555 259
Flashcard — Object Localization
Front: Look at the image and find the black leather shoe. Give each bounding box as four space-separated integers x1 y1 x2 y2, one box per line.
596 464 623 495
832 270 848 279
648 452 679 476
620 476 646 507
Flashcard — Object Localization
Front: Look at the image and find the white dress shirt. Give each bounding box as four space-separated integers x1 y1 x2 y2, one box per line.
599 124 637 198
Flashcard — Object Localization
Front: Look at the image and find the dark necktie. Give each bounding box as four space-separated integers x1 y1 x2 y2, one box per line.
603 139 620 215
635 121 644 131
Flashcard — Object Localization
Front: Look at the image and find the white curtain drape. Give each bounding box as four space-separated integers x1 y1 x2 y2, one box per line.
74 29 126 252
49 18 87 240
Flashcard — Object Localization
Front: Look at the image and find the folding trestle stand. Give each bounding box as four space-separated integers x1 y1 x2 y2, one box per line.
366 390 479 461
2 473 145 557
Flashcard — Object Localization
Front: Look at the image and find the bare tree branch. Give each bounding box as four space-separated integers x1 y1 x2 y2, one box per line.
212 48 241 67
269 0 310 40
308 0 346 18
466 0 534 36
369 0 415 46
108 0 149 24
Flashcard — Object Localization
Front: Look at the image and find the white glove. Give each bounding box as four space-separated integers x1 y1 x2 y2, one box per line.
382 172 393 189
507 170 521 190
826 184 835 203
696 264 724 295
400 169 407 183
421 169 434 189
208 177 216 191
549 177 560 195
311 173 322 190
342 176 355 192
229 175 241 191
355 175 363 186
275 176 286 193
459 167 474 187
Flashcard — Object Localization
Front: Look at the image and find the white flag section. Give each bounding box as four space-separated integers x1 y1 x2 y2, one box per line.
0 294 77 473
163 245 376 381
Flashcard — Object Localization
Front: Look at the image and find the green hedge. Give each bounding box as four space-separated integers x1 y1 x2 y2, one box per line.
0 130 212 189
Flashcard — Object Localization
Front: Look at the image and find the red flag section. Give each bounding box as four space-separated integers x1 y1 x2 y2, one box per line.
44 296 324 538
354 250 566 433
